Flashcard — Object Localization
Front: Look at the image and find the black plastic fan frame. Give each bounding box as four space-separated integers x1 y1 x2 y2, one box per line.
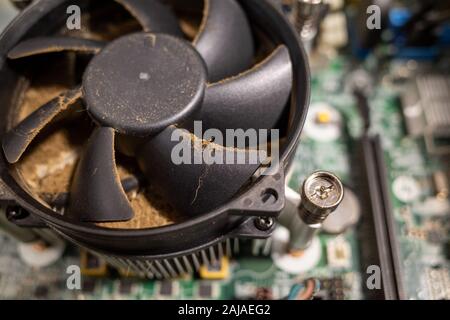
0 0 310 258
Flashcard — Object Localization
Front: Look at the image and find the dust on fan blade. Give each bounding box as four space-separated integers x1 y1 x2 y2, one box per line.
68 127 134 222
196 45 292 133
7 37 104 59
2 87 82 164
40 175 143 208
136 126 262 216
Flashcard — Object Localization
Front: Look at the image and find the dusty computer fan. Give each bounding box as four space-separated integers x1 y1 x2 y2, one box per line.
0 0 309 274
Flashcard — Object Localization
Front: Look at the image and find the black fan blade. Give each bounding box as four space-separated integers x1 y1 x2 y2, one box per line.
194 0 254 82
2 88 82 164
68 127 134 222
136 126 260 216
8 37 104 59
116 0 183 36
194 45 292 133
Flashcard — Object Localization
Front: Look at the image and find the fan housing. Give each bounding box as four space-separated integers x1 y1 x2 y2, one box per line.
0 0 310 270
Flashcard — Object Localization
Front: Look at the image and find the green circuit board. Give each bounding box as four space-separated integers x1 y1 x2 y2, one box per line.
0 57 373 300
0 1 448 301
1 54 449 300
371 85 450 300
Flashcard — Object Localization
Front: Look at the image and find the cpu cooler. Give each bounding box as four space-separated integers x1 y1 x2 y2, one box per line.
0 0 309 276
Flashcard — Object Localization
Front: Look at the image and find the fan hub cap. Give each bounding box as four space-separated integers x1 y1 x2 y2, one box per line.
83 33 207 136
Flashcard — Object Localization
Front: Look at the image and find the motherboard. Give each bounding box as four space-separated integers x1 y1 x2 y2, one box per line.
0 0 448 300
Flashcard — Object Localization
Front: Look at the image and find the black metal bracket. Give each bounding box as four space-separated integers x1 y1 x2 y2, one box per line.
5 205 47 228
228 167 285 218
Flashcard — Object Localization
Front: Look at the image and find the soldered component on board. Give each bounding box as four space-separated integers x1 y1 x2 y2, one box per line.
199 257 230 280
80 250 108 277
327 237 352 269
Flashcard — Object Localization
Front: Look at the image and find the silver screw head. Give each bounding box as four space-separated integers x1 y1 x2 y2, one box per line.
254 216 275 231
300 171 344 224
